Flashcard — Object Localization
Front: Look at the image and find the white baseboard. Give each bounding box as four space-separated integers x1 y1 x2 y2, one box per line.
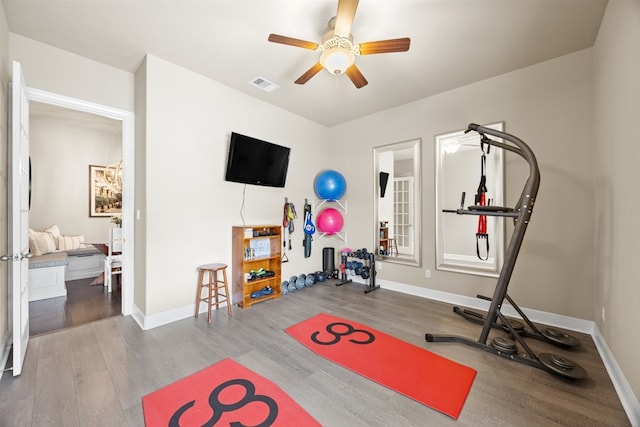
378 278 595 333
591 324 640 427
0 331 12 382
131 304 146 330
131 301 230 331
377 278 640 427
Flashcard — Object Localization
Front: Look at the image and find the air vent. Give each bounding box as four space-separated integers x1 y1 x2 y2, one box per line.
250 76 280 93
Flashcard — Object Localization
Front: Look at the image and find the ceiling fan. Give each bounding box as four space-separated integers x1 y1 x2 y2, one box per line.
268 0 410 89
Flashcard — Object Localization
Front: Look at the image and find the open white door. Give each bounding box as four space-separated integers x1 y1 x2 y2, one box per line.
8 61 31 376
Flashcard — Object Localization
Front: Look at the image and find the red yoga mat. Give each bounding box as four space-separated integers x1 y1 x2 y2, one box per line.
286 313 476 419
142 358 321 426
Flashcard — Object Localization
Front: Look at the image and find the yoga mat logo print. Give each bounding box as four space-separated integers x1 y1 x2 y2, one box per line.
169 378 278 427
142 358 321 427
311 322 376 346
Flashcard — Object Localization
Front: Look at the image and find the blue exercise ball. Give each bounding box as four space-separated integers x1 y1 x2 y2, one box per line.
314 170 346 201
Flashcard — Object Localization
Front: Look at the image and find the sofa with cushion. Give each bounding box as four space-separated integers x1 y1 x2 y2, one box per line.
28 224 106 301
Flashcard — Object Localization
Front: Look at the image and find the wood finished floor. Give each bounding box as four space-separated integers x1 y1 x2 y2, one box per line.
28 277 122 336
0 280 631 426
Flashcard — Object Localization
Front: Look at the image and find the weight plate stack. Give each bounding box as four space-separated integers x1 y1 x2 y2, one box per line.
491 336 517 355
539 353 587 379
499 318 525 333
541 328 581 348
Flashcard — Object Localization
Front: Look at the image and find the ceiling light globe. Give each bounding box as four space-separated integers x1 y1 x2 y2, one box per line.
320 48 355 75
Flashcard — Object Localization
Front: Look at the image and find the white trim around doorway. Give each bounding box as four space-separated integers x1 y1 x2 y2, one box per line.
25 87 135 316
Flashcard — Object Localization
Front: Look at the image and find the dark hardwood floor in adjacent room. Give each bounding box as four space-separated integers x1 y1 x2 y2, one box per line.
28 276 122 336
1 280 632 426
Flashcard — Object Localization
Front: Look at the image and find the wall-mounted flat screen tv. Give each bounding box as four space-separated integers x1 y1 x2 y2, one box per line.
225 132 290 188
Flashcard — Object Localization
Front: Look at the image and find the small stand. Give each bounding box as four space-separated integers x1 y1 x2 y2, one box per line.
336 249 380 294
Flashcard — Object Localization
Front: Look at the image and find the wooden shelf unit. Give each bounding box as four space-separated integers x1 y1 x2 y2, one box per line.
379 226 389 254
231 225 282 308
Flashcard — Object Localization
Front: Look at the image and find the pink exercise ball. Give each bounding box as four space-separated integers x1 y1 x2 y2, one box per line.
316 208 344 234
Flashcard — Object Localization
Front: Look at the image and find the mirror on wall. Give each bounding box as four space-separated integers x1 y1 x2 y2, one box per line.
373 139 421 266
435 122 505 277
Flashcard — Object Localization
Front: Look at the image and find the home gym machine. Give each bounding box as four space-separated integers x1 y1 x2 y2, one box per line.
426 123 587 380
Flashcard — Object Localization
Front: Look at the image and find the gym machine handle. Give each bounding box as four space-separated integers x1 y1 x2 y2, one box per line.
442 191 466 214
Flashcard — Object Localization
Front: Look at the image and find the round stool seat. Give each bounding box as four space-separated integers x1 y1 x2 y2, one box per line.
198 263 227 271
195 262 231 323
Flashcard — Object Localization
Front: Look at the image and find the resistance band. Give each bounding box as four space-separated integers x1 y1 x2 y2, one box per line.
475 147 489 260
282 198 297 262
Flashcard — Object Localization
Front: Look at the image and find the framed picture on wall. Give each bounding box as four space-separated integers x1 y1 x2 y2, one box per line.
89 164 122 217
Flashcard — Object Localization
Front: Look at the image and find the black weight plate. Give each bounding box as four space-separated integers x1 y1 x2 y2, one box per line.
500 318 525 332
539 353 588 379
491 337 517 354
550 354 575 369
541 328 581 348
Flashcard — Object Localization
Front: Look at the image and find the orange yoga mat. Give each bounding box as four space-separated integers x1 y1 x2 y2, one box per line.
142 358 320 426
286 313 477 420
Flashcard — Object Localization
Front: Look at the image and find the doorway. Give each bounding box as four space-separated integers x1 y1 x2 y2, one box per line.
25 88 135 317
28 102 123 335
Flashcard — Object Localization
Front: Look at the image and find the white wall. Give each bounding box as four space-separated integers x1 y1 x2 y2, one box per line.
9 34 134 112
140 55 333 315
331 48 595 321
593 0 640 404
29 110 121 242
134 56 148 313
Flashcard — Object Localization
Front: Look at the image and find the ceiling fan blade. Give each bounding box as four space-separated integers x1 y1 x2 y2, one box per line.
358 38 411 55
295 63 324 85
268 34 318 50
333 0 359 37
345 64 368 89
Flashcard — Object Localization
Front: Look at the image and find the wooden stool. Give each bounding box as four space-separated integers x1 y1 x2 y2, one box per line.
195 263 232 323
388 238 399 257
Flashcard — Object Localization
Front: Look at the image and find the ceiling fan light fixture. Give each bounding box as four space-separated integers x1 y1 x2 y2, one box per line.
267 0 409 88
320 48 355 75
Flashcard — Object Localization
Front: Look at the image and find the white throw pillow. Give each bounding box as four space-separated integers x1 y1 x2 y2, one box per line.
44 224 61 238
44 224 62 249
56 234 85 251
28 231 57 256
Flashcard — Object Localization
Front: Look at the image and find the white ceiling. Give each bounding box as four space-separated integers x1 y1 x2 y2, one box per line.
3 0 608 127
